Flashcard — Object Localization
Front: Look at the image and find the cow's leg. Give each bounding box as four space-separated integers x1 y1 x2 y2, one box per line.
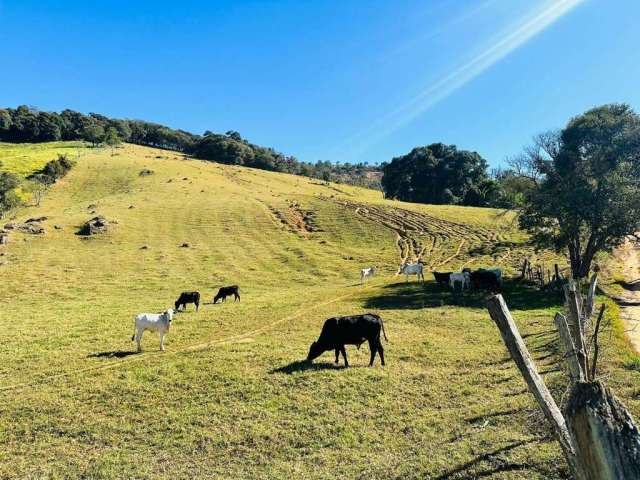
368 339 377 366
160 333 165 352
235 293 240 302
340 346 349 367
334 349 340 364
377 339 385 366
136 330 143 352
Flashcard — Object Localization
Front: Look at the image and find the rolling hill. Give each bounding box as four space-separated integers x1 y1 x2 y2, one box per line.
0 142 638 479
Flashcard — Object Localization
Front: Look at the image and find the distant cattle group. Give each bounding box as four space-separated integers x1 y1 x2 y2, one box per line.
132 285 239 352
432 268 502 293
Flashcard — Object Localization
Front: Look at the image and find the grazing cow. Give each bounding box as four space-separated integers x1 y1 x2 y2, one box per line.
433 271 452 288
479 268 502 284
131 309 174 352
307 313 388 367
399 262 424 282
449 272 471 291
174 291 200 311
360 266 376 284
213 285 240 303
470 270 500 292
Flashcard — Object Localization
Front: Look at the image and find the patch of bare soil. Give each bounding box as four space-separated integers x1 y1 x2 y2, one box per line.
268 200 320 238
610 239 640 352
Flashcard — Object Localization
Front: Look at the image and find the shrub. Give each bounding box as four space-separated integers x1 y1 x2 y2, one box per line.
30 154 75 184
0 171 21 215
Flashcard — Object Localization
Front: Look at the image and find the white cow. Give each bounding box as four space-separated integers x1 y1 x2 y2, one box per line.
399 262 424 283
360 266 376 284
132 309 174 352
449 271 471 291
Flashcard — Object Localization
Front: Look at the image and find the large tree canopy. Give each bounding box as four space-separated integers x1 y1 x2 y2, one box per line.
519 104 640 278
381 143 494 206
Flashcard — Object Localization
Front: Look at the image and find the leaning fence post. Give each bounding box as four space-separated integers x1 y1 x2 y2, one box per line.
486 295 581 476
584 273 599 328
554 313 586 382
564 283 589 375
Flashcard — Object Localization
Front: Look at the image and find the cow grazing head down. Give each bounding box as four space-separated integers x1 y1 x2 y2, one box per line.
307 341 324 362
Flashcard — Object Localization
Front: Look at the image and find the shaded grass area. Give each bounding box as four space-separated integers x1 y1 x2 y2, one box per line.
364 279 564 311
0 143 637 479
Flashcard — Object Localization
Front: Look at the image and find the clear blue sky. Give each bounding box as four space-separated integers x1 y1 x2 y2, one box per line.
1 0 638 168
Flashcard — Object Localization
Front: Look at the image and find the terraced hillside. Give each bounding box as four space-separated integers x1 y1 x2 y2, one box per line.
0 143 638 479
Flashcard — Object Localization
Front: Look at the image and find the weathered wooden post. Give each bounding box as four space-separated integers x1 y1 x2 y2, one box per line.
487 296 584 478
487 291 640 480
520 258 529 280
566 381 640 479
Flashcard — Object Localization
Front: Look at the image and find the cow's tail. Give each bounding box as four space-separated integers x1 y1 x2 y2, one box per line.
380 317 388 342
131 318 137 341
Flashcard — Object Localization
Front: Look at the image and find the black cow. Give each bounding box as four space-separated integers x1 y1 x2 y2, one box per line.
307 313 388 367
470 270 500 292
432 271 452 288
175 291 200 311
213 285 240 304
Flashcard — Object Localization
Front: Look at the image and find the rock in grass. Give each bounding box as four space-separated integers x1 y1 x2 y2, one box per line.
180 242 191 248
3 222 45 235
25 216 47 223
77 216 112 236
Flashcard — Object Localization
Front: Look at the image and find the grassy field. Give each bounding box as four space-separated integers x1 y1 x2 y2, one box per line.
0 143 638 479
0 141 89 177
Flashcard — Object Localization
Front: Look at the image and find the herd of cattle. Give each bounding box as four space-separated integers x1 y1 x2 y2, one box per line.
131 285 239 352
132 262 503 367
362 262 503 292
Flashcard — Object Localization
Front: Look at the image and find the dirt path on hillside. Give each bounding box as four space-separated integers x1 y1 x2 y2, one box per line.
611 239 640 352
341 200 501 270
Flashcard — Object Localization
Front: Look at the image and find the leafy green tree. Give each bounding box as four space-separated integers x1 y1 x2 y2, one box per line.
519 104 640 279
83 124 105 147
225 130 242 142
381 143 491 205
104 127 121 155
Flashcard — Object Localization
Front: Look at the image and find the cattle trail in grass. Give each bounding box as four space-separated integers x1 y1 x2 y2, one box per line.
341 200 508 269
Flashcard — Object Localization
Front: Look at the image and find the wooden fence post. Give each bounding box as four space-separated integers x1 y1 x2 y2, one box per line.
486 295 582 477
564 283 589 375
554 313 586 382
566 381 640 479
487 293 640 480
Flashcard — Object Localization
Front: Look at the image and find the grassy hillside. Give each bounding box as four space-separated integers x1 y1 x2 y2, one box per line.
0 143 638 479
0 141 88 176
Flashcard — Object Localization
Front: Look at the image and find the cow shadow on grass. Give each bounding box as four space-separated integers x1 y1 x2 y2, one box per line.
364 279 563 311
270 360 347 374
87 350 138 359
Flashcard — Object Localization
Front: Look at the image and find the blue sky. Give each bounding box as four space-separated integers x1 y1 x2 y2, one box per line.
1 0 638 167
